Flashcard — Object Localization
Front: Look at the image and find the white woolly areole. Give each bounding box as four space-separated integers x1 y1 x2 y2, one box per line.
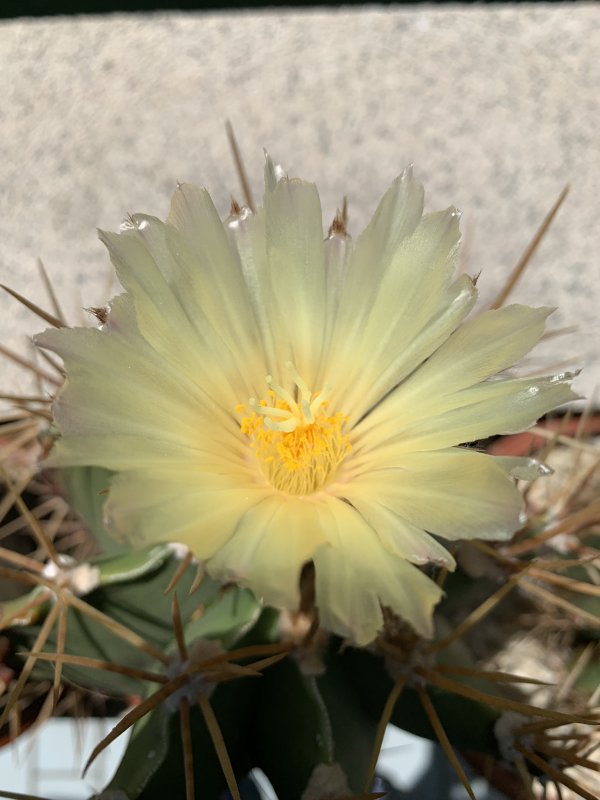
166 541 197 561
42 555 101 597
300 763 351 800
494 711 532 763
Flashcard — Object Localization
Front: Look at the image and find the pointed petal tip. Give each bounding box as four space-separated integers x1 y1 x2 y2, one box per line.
97 227 113 247
495 456 554 480
32 329 49 348
392 164 417 190
436 204 462 222
263 150 286 191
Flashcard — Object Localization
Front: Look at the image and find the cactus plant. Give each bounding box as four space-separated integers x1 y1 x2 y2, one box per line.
1 147 599 800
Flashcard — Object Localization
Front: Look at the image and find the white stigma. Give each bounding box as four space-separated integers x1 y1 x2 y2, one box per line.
248 365 330 432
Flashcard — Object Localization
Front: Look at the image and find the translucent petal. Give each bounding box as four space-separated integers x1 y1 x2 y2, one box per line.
37 317 242 455
320 168 423 388
343 274 477 423
206 496 326 608
321 231 353 356
327 190 462 405
105 470 267 557
340 491 456 569
99 224 253 408
314 499 442 644
354 374 576 460
398 304 553 397
261 174 327 382
348 207 461 355
164 185 264 366
48 434 249 474
492 456 553 480
348 448 524 542
355 304 554 439
332 167 424 328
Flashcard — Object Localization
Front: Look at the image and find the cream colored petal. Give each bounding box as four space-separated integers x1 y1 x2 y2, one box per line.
319 168 426 392
99 223 202 363
164 185 265 367
37 319 242 458
313 499 442 644
343 274 477 423
48 434 250 475
353 374 576 460
398 304 552 398
260 169 328 381
351 207 461 351
327 198 461 403
332 167 424 328
105 470 267 557
348 448 524 542
226 206 281 373
227 171 329 384
339 492 456 569
206 496 327 608
321 230 353 357
491 456 553 480
354 304 555 440
99 223 254 408
38 327 192 433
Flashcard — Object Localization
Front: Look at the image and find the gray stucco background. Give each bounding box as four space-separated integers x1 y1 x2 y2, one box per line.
1 4 598 399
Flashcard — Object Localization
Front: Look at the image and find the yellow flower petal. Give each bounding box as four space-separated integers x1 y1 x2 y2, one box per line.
345 449 524 541
166 183 262 352
353 374 576 460
327 197 462 410
206 496 327 608
105 470 267 557
38 291 253 465
314 499 442 644
398 304 553 396
342 273 477 423
338 494 456 569
38 162 574 645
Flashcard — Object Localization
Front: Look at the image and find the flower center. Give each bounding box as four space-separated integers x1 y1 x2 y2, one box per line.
238 364 351 496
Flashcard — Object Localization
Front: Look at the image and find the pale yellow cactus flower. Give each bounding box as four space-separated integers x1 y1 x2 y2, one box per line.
38 159 575 645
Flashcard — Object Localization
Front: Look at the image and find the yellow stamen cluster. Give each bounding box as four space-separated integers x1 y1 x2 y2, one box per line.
238 366 351 496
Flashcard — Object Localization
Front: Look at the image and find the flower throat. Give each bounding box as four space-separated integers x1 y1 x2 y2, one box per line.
238 364 351 496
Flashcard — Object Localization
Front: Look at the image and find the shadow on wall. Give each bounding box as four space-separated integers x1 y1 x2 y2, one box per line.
2 0 474 22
